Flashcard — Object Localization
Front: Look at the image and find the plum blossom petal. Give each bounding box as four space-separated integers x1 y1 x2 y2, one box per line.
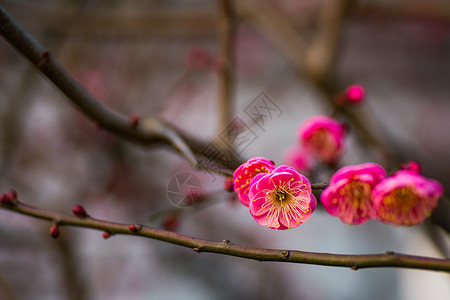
233 157 275 206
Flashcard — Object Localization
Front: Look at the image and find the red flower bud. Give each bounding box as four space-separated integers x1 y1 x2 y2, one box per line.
72 205 87 218
50 223 60 239
102 231 112 239
128 224 141 233
400 161 422 174
345 85 365 104
7 189 17 202
224 177 234 192
130 113 140 127
0 194 9 205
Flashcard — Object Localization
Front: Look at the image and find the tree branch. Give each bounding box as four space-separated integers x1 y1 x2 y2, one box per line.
1 199 449 273
0 5 241 172
216 0 235 145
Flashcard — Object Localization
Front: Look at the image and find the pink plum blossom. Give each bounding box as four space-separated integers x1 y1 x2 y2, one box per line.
372 171 443 226
345 85 365 104
297 115 346 164
282 144 315 174
233 157 276 207
321 163 386 225
248 166 316 230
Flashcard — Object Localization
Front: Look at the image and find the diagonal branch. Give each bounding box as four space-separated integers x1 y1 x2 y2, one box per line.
0 5 240 172
1 199 449 273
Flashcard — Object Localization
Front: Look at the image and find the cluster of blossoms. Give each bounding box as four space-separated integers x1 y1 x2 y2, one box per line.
232 101 443 229
321 162 443 226
233 157 316 230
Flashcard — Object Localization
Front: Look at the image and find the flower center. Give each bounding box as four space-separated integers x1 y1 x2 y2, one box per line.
308 129 337 159
382 187 417 213
346 181 371 208
272 188 292 207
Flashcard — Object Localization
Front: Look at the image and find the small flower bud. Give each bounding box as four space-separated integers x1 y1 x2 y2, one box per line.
345 85 365 104
130 113 140 127
400 161 422 174
128 224 141 233
0 194 10 205
1 190 18 206
224 177 234 192
7 189 17 202
102 231 112 239
50 223 60 239
72 205 87 218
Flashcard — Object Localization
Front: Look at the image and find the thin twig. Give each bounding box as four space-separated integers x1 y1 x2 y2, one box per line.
1 200 449 273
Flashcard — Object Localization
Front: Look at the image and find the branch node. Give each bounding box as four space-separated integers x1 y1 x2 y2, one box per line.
281 250 290 258
386 251 395 256
351 265 358 271
128 224 142 233
222 239 231 245
192 247 200 252
37 49 50 68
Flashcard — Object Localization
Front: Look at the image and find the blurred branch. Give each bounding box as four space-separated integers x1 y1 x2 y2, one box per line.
234 0 396 164
3 1 449 40
217 0 235 138
0 5 240 172
55 235 89 300
304 0 354 84
234 0 307 73
1 199 449 273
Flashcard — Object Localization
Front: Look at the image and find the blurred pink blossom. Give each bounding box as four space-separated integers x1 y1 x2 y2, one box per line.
233 157 276 207
282 144 314 174
248 166 316 230
372 170 443 226
321 163 386 225
297 115 347 164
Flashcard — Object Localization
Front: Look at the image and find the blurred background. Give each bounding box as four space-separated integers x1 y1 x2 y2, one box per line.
0 0 449 299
